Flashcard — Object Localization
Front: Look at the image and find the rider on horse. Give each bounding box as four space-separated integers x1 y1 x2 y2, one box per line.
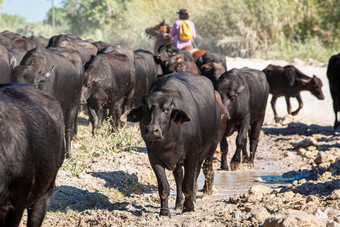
170 9 197 51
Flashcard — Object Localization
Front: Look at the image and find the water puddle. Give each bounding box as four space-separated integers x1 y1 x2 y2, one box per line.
196 161 291 200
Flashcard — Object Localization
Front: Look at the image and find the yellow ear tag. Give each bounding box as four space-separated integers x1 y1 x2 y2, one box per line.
177 57 182 62
98 80 102 84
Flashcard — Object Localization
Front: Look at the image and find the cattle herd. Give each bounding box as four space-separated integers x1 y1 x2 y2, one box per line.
0 29 338 226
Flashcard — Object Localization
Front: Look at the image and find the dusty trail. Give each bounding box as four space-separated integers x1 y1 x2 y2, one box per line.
19 57 339 227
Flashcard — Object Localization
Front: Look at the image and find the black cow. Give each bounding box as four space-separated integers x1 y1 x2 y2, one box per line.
50 40 98 65
133 49 161 107
155 44 194 62
214 67 269 171
156 52 201 75
81 51 135 134
327 53 340 130
47 34 83 47
263 64 325 123
7 47 26 69
48 34 98 65
200 62 226 83
11 46 84 158
0 45 11 83
0 83 64 227
196 52 227 72
126 72 227 216
28 35 49 47
0 31 39 51
154 44 195 75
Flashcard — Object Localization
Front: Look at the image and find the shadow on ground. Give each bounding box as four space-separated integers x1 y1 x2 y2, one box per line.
49 170 158 216
263 123 335 137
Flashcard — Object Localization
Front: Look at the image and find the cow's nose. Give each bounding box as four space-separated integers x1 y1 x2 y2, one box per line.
318 94 325 100
80 98 86 104
144 125 161 137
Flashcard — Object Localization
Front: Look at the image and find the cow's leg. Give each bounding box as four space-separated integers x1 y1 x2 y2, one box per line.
270 96 279 122
335 108 340 130
64 104 79 159
285 95 292 115
220 135 229 170
292 93 303 116
202 149 215 195
150 162 170 216
231 116 250 171
173 165 184 210
88 106 99 136
108 100 118 132
3 200 25 227
182 159 199 213
242 130 250 163
27 186 53 227
249 118 264 166
331 92 340 130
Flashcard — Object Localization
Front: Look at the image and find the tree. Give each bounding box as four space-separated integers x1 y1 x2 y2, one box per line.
45 7 67 27
62 0 126 36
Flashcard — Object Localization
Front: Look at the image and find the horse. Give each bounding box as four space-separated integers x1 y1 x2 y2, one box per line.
145 20 209 61
145 20 173 54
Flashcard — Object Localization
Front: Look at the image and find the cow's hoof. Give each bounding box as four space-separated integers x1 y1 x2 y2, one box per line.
160 208 170 217
183 200 195 213
291 111 299 116
242 158 251 163
203 185 213 195
183 206 195 213
230 161 240 171
220 164 229 171
175 202 183 211
334 122 340 131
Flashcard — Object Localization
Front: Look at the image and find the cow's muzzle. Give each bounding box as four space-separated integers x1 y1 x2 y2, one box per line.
142 125 162 140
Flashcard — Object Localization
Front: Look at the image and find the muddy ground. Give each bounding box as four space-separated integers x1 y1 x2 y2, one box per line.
20 58 339 226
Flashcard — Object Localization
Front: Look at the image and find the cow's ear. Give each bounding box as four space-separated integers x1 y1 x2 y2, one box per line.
236 84 245 95
9 56 17 70
42 65 55 81
124 107 142 122
171 109 191 125
296 77 311 85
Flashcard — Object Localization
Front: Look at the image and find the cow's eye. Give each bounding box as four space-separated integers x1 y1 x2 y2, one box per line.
162 108 170 113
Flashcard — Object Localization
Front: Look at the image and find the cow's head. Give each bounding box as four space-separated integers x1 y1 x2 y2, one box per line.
295 74 325 100
80 71 106 104
201 62 225 83
309 75 325 100
11 65 55 88
214 75 245 115
155 49 184 74
124 90 190 141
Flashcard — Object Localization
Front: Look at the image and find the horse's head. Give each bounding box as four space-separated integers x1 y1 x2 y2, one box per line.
145 20 172 38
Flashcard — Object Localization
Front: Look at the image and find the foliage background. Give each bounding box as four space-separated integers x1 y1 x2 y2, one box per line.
0 0 338 62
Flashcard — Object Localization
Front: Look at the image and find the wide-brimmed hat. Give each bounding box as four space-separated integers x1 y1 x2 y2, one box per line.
177 9 188 15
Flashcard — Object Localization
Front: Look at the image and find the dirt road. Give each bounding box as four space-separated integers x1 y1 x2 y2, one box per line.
19 57 339 227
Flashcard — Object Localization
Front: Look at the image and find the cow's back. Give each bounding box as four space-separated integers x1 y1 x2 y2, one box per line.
263 64 288 96
23 46 83 112
223 67 269 124
241 68 270 117
0 83 64 215
0 45 11 83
